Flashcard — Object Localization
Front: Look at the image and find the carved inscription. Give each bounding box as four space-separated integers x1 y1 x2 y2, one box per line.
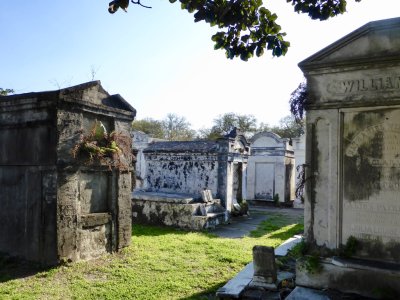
329 75 400 95
346 123 400 157
344 202 400 242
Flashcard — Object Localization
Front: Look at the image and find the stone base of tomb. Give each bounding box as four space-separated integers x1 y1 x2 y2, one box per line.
132 191 229 230
247 199 294 208
296 256 400 298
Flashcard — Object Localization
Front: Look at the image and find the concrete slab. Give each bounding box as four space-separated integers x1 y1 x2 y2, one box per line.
214 206 305 298
296 257 400 298
216 262 254 299
241 289 280 300
275 235 302 257
215 234 299 299
132 191 195 203
285 287 331 300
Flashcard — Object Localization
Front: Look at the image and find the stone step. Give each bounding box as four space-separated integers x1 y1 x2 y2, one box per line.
192 211 228 230
205 202 226 214
193 202 226 216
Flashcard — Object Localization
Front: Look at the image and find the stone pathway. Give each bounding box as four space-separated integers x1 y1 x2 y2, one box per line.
209 205 304 238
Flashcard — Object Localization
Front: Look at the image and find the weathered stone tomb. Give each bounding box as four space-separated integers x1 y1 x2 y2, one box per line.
0 81 135 264
298 17 400 297
131 130 165 190
132 129 249 229
246 131 295 203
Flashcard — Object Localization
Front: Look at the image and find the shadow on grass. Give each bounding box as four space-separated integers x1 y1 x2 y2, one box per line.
178 282 224 300
248 216 304 239
0 254 55 283
267 223 304 240
132 223 219 239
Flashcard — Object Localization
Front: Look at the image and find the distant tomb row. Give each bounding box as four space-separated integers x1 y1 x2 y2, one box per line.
131 129 305 229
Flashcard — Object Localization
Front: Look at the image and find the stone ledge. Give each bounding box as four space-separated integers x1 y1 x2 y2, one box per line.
331 256 400 274
216 262 254 299
296 257 400 298
275 235 302 257
285 286 333 300
81 213 111 228
132 191 196 204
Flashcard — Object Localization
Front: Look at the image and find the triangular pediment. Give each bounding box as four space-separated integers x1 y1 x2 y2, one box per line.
250 131 282 146
60 81 136 115
299 17 400 71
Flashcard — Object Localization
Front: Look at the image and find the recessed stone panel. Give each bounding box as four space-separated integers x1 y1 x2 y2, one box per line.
342 108 400 260
79 172 109 214
255 163 275 200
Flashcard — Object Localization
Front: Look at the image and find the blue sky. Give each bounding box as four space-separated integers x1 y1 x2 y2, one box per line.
1 1 399 130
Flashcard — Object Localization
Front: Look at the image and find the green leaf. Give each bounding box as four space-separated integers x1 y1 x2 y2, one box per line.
225 49 234 59
259 7 270 16
214 40 225 50
270 13 278 21
273 46 282 57
256 46 264 57
211 33 220 42
241 35 250 43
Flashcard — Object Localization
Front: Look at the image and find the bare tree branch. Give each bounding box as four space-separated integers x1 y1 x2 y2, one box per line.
131 0 152 9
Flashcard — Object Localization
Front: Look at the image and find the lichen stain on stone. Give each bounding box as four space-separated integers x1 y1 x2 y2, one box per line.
154 177 162 189
350 110 386 130
343 111 384 201
210 162 215 170
389 166 400 185
344 132 382 201
306 122 320 244
143 153 220 196
355 239 400 263
387 241 400 262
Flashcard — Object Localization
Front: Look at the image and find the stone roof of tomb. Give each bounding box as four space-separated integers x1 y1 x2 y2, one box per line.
299 17 400 71
144 140 220 153
1 81 136 117
250 131 283 144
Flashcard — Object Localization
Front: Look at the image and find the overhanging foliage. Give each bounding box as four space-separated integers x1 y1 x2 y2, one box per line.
108 0 362 60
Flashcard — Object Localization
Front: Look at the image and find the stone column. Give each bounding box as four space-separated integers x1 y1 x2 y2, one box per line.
225 162 233 212
242 162 248 200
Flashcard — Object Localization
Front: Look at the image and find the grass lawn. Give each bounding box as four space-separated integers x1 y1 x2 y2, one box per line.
0 211 303 300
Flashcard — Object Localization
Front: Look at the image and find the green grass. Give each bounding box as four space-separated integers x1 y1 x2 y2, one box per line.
0 212 303 300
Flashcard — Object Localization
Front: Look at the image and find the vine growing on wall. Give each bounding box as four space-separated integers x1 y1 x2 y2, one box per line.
72 121 132 170
295 164 306 203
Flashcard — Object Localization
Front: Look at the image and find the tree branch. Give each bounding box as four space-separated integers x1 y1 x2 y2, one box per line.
131 0 152 9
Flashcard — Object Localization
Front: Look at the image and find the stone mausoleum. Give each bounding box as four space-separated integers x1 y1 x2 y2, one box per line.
297 17 400 297
132 129 249 229
246 131 295 204
0 81 135 265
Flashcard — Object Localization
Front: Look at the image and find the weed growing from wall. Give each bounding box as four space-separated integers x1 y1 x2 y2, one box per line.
72 120 132 170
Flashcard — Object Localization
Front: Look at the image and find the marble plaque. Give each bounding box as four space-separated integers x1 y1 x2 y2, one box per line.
342 108 400 249
255 163 275 200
